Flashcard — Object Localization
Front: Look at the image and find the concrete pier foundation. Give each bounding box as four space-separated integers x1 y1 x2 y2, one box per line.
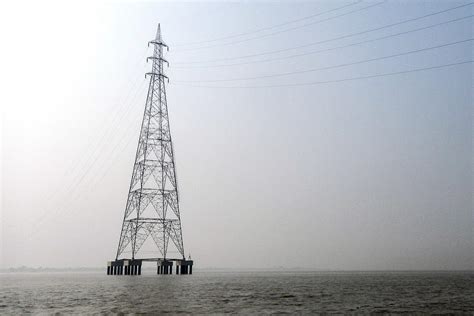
157 260 173 275
107 260 124 275
176 260 193 275
126 260 142 275
107 259 142 275
107 258 192 275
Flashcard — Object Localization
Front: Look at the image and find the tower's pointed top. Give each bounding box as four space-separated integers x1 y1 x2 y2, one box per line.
147 23 168 50
156 23 161 41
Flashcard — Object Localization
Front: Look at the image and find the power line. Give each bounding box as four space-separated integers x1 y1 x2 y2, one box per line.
173 2 474 64
28 61 150 236
174 38 473 83
171 60 472 89
28 69 149 238
174 15 473 69
174 1 362 46
28 79 149 239
174 1 385 52
32 50 150 220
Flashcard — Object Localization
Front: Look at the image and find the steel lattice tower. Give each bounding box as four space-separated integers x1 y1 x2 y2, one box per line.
113 24 187 268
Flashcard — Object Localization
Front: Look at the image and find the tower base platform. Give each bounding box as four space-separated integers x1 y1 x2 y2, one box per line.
107 258 193 276
107 259 142 275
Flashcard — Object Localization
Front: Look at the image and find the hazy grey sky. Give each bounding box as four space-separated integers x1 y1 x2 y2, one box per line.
1 0 472 270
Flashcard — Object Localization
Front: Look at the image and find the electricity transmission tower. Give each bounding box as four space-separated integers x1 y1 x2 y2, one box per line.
108 24 192 275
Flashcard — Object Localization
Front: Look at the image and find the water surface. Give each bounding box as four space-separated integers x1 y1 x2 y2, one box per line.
1 270 473 314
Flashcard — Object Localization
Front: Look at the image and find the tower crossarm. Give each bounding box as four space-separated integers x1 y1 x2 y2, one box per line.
147 56 169 66
125 218 180 223
148 40 168 50
145 72 169 82
129 188 177 194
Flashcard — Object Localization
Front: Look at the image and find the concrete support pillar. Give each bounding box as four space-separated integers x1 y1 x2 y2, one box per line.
105 259 143 276
107 259 140 276
122 261 127 275
177 260 193 275
157 260 173 275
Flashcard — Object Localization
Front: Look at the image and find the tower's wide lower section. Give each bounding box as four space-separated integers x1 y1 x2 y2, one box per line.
106 258 193 276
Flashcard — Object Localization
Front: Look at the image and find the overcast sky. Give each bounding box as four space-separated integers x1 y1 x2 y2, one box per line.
1 0 472 270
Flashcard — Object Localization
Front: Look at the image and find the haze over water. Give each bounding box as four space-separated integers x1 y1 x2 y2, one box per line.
2 0 471 271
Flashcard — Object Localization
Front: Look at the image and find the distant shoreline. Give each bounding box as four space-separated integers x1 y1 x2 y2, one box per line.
1 267 473 274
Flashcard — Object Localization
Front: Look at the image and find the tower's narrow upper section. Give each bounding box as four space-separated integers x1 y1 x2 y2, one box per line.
146 23 169 82
148 23 168 49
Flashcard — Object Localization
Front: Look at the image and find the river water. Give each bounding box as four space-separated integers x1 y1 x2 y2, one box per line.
1 270 473 314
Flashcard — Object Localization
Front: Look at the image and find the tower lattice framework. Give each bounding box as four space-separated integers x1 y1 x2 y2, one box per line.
115 24 185 261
